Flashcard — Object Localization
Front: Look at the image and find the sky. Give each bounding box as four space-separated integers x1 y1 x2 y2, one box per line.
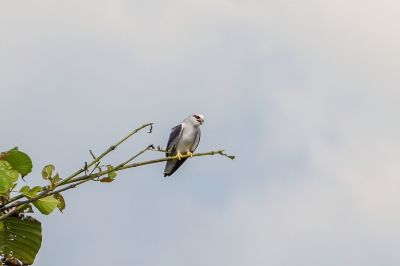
1 0 400 265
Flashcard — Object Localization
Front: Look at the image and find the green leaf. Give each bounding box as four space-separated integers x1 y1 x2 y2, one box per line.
19 186 30 195
0 160 26 195
7 170 19 183
108 171 117 179
0 217 42 265
53 193 65 213
0 165 18 185
33 196 59 215
41 165 62 188
0 171 13 195
41 165 55 180
19 186 42 198
108 165 117 179
17 204 34 214
51 173 62 184
100 165 117 182
0 161 18 180
0 168 19 185
0 149 32 177
49 173 62 189
0 161 12 170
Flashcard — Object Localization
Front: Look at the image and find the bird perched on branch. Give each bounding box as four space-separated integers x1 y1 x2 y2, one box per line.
164 114 204 177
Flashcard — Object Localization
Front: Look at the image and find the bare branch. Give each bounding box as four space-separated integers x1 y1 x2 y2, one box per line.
0 121 235 220
59 123 153 186
89 150 96 160
2 123 153 208
58 149 234 185
122 150 234 170
0 207 16 220
0 149 234 219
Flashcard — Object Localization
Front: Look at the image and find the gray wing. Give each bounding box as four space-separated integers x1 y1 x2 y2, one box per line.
165 124 183 156
164 127 200 177
164 124 185 177
190 129 201 152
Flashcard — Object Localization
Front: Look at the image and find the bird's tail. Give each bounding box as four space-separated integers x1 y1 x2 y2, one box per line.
163 158 187 177
164 159 177 177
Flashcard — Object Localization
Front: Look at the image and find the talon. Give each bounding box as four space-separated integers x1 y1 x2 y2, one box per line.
187 151 193 158
176 152 183 160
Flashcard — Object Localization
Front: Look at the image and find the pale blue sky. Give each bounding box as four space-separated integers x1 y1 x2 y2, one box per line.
2 1 400 265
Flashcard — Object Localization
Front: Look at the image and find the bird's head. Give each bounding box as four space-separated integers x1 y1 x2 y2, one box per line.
187 114 204 126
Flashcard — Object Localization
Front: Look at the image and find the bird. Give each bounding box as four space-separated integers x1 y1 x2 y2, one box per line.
164 114 204 177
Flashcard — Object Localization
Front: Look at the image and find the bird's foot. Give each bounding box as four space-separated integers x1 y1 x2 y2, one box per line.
187 151 193 158
176 152 183 160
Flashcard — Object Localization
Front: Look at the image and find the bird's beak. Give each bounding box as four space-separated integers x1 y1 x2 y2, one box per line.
197 119 203 125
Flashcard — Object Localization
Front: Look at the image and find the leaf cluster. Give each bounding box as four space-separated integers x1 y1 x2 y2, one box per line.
0 123 234 265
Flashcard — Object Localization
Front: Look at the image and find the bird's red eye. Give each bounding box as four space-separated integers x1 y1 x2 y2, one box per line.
193 115 200 119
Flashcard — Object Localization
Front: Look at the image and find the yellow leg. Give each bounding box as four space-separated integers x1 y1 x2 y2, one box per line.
176 151 183 160
187 151 193 158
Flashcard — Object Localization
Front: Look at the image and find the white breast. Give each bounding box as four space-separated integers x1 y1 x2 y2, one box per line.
176 124 197 153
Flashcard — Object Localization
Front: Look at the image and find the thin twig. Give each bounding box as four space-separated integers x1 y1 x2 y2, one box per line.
58 150 233 184
119 145 153 167
0 180 90 219
122 150 234 170
62 145 152 185
1 123 153 209
89 150 96 160
148 147 168 153
59 123 153 186
0 207 16 220
88 161 101 176
0 149 234 219
0 146 152 215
